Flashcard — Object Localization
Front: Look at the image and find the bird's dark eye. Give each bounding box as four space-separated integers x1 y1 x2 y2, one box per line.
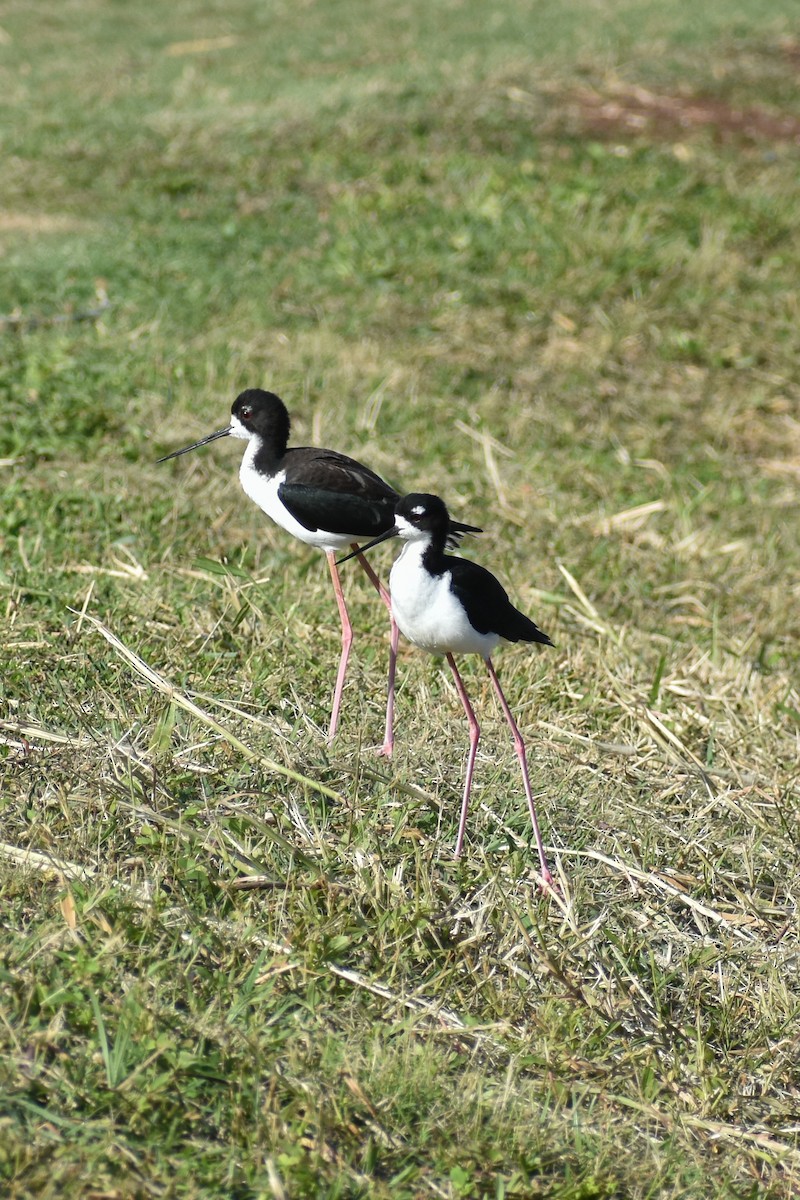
241 406 253 421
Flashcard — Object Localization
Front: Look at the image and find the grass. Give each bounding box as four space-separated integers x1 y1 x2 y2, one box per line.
2 0 800 1195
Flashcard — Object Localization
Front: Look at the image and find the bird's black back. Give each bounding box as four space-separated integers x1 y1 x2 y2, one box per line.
264 449 481 543
441 554 553 646
277 446 399 537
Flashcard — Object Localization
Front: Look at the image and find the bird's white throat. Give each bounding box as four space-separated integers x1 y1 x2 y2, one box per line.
229 414 253 441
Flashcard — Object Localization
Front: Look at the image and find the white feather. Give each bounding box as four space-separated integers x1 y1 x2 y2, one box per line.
238 446 352 552
389 541 499 658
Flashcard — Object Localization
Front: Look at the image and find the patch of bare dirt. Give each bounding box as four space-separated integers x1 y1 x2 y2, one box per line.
548 83 800 145
778 35 800 68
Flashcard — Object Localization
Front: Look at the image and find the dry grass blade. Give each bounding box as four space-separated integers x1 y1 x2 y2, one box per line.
594 499 666 535
0 839 156 904
454 417 515 514
76 610 345 805
557 847 762 939
0 718 95 748
325 964 486 1038
643 707 715 796
0 837 482 1043
681 1116 800 1165
0 839 98 882
230 875 287 890
611 1092 800 1167
557 563 599 620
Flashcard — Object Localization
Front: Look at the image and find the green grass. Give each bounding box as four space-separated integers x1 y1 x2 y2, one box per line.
2 0 800 1195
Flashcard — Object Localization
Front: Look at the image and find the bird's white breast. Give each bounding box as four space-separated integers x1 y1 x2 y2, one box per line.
389 543 500 658
238 446 351 551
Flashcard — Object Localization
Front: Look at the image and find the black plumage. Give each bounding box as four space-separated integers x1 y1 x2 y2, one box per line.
446 557 553 645
338 491 555 885
158 390 479 749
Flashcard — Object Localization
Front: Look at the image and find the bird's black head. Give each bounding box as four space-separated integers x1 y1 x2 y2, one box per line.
156 387 291 464
230 389 291 450
394 493 451 541
336 491 477 566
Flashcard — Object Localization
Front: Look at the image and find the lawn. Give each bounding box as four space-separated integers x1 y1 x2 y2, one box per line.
2 1 800 1196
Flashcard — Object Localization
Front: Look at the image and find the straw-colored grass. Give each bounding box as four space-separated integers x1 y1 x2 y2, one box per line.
2 1 800 1195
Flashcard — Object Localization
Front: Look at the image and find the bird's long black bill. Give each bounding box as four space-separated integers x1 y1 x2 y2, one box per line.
336 526 399 566
156 426 232 463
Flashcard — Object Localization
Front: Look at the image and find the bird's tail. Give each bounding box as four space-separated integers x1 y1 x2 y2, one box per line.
511 614 553 646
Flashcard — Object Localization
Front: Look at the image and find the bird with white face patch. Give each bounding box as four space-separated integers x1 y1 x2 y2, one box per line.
158 390 480 746
339 492 555 887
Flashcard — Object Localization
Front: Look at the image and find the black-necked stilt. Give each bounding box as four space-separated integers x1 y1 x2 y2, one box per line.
158 390 479 746
340 492 554 886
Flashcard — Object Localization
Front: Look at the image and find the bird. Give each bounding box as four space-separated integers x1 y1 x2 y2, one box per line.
157 389 480 747
339 492 555 887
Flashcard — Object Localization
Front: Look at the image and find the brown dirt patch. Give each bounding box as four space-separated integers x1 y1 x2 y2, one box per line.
548 83 800 145
779 35 800 68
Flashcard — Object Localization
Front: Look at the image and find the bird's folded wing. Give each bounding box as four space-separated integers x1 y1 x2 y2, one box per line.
278 481 396 537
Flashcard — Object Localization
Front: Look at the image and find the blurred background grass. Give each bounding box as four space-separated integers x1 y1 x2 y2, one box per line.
2 1 800 1196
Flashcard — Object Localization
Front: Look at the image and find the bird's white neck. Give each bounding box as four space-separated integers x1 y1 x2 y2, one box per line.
392 537 432 577
239 435 262 476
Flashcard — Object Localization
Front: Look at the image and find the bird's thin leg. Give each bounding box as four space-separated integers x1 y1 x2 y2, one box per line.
484 657 554 889
350 545 391 611
379 617 400 757
350 543 398 757
326 551 353 743
446 653 480 858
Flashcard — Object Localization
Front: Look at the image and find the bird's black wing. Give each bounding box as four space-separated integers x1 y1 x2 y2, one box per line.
281 448 481 543
446 555 553 645
279 482 398 537
280 449 399 537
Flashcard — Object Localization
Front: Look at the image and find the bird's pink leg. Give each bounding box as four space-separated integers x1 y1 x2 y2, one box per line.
379 617 399 756
446 653 480 858
350 545 391 611
326 551 353 743
485 657 554 889
350 544 398 757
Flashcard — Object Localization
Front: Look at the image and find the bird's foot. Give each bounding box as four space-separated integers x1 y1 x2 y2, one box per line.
539 868 560 897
